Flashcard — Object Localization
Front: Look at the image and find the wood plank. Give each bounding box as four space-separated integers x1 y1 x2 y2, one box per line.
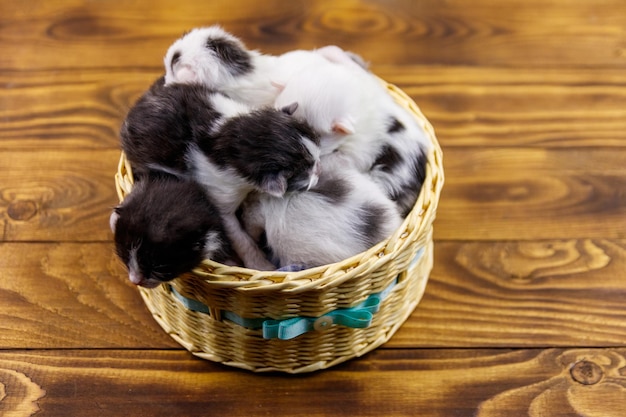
2 0 626 70
2 241 625 350
436 147 626 240
3 66 626 149
375 66 626 148
0 149 121 242
396 239 626 347
1 146 625 242
0 242 177 349
0 348 624 416
0 69 156 150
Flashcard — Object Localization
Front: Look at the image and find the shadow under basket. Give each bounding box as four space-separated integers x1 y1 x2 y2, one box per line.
114 80 444 373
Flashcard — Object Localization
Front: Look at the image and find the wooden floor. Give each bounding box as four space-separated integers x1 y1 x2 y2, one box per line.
2 0 626 415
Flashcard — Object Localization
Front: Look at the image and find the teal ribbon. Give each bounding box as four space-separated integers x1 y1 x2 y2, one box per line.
262 278 397 340
169 286 210 314
169 280 395 340
168 247 425 341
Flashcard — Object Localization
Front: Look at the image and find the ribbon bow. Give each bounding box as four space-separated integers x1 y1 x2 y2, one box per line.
261 279 397 340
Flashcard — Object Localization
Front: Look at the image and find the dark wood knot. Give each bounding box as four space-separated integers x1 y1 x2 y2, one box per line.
570 360 603 385
7 200 38 221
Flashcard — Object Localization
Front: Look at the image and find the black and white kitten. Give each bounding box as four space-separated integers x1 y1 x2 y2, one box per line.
241 163 403 269
110 174 236 288
274 51 430 217
119 76 239 177
120 79 321 270
163 26 278 107
162 25 367 107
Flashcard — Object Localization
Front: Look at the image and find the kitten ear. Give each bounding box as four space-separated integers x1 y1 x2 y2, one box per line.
109 208 121 233
260 173 288 197
316 45 348 64
280 102 298 116
270 79 286 92
331 117 355 135
317 45 368 71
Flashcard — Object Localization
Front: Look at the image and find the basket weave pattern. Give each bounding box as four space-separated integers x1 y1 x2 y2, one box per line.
114 81 444 373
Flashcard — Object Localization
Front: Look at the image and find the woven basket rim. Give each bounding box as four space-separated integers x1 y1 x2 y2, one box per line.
114 80 444 290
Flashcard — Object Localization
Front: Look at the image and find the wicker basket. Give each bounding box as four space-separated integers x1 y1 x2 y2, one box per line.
114 80 444 373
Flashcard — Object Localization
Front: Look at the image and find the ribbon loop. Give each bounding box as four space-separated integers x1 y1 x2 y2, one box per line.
263 317 313 340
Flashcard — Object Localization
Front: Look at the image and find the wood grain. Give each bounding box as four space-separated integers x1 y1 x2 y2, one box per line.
0 150 121 241
1 241 624 350
3 66 626 150
375 66 626 148
3 0 626 70
0 348 624 417
396 239 626 347
1 146 624 242
0 242 176 349
436 147 626 240
2 0 626 414
0 70 155 150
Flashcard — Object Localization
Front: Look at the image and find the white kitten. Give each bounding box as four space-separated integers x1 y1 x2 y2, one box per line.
274 53 431 216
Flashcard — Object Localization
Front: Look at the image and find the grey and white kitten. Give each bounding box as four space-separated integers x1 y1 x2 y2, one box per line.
120 78 321 270
241 163 403 269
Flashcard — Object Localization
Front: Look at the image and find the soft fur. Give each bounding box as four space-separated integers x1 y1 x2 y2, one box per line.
241 163 403 269
164 26 279 107
273 53 430 217
110 174 236 288
163 26 367 107
118 27 425 276
120 79 321 270
120 77 246 177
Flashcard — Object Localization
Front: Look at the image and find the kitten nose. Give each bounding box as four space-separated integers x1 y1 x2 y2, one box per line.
175 65 197 83
129 270 144 286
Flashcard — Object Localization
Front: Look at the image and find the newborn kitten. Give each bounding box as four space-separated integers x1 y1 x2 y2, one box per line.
120 76 247 178
163 25 366 107
120 80 321 270
110 174 236 288
163 26 279 107
274 55 430 217
241 164 403 269
189 105 322 270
